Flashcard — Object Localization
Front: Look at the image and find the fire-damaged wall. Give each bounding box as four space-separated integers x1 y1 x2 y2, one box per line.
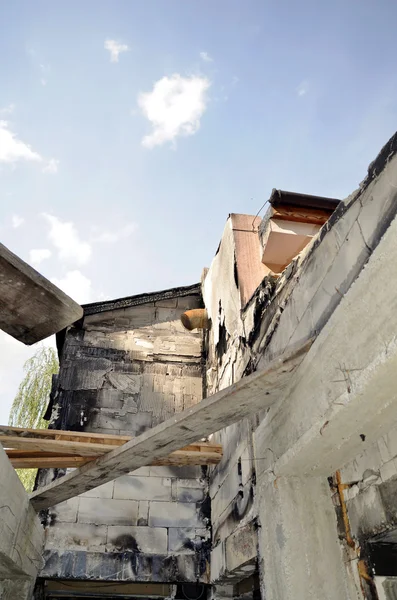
37 284 211 584
202 133 397 599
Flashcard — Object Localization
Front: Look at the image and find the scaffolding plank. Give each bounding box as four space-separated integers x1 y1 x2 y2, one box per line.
8 449 222 468
30 340 311 511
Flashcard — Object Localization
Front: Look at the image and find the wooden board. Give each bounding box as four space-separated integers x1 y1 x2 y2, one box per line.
7 449 222 469
0 425 131 443
29 340 311 511
0 242 83 344
1 436 121 456
271 204 332 226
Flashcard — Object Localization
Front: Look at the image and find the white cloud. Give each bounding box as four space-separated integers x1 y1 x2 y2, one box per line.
200 51 213 63
40 78 47 87
92 222 137 243
12 214 24 228
104 39 129 63
297 81 308 97
51 270 92 304
42 213 92 266
0 121 42 164
138 74 210 148
29 248 52 266
42 158 59 174
0 104 15 115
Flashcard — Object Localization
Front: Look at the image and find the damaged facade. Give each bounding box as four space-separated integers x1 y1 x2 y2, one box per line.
38 285 212 589
2 132 397 599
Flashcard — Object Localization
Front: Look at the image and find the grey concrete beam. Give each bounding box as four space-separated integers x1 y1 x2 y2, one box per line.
0 243 83 344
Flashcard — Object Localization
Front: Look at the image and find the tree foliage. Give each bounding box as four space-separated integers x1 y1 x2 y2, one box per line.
8 345 58 491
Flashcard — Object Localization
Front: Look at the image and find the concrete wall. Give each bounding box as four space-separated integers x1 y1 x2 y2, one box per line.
203 133 397 598
39 290 211 584
0 445 44 599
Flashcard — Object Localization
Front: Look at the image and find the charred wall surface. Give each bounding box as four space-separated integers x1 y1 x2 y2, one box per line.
38 287 211 584
203 132 397 596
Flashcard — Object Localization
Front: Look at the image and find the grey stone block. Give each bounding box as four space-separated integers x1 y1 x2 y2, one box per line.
80 481 114 499
50 497 79 523
114 476 172 501
138 501 149 526
45 522 107 552
168 528 209 553
225 522 257 573
148 502 204 528
149 465 203 478
106 526 167 554
78 498 138 525
175 480 205 503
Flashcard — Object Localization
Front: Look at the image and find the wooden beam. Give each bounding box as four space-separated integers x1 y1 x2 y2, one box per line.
29 340 311 511
0 425 131 442
1 436 120 456
0 243 83 344
271 204 333 226
0 426 222 461
7 449 223 469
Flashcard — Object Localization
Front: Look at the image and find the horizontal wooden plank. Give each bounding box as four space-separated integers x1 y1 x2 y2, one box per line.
29 340 311 511
0 437 119 456
0 242 83 344
0 426 222 455
271 204 332 226
0 425 131 442
8 450 222 469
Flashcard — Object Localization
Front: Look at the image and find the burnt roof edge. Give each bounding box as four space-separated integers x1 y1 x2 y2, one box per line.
82 282 201 315
269 189 340 211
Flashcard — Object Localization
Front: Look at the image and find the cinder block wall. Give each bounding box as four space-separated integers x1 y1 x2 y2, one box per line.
39 289 211 583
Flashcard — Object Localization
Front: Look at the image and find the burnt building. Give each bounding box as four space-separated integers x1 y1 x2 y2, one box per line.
2 132 397 600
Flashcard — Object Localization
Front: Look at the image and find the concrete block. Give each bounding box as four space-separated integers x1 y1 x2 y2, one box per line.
45 522 107 552
128 467 151 477
211 468 240 522
168 528 209 553
149 502 204 528
347 484 387 539
106 372 142 393
106 526 167 554
78 498 138 525
175 483 205 503
149 465 203 478
138 501 149 526
50 497 79 523
210 542 226 583
114 476 172 501
225 522 257 573
80 480 114 499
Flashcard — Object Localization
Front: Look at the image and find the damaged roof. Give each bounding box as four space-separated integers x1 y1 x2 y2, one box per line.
82 282 201 315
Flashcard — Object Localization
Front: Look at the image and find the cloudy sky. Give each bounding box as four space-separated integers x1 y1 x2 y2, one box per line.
1 0 397 424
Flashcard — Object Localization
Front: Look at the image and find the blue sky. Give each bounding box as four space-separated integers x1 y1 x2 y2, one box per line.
1 0 397 423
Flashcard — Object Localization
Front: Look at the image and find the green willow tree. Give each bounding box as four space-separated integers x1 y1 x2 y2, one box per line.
8 345 59 491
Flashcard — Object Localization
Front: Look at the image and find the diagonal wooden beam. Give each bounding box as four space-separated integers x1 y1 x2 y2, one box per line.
30 339 311 511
